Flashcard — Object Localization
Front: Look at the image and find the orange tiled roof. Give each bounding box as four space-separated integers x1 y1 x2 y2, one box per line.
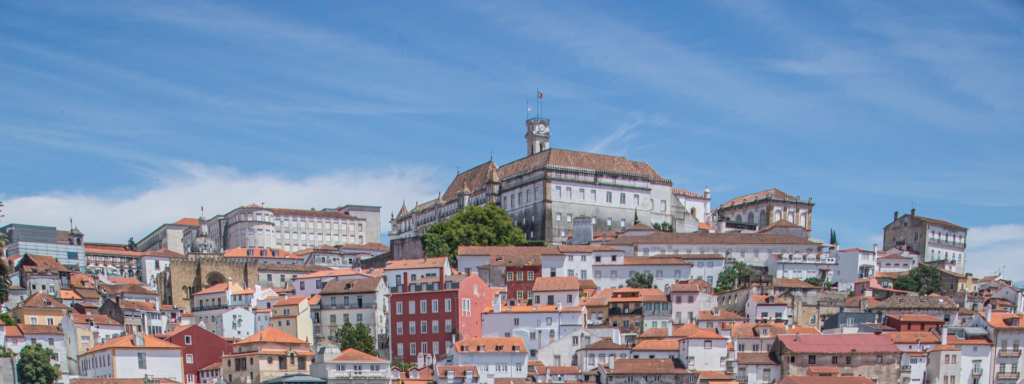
20 292 70 310
454 337 527 353
531 277 580 292
223 247 301 260
631 340 679 351
83 333 181 355
236 326 308 345
385 258 448 270
330 348 388 362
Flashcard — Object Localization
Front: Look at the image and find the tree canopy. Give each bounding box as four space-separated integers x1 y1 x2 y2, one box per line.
17 344 61 384
422 203 527 267
715 261 757 292
892 265 943 295
652 222 674 232
0 313 14 326
625 272 654 289
0 252 9 305
334 321 376 355
803 277 827 288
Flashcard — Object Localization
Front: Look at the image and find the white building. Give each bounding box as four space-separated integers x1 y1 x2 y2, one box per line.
214 307 256 340
480 300 585 355
669 279 716 325
735 353 781 384
3 324 68 379
449 337 529 379
603 232 821 268
535 329 607 367
591 256 693 291
78 332 185 382
63 313 124 376
877 253 917 273
541 245 625 281
745 295 789 323
834 247 878 291
383 258 451 292
531 277 581 307
311 346 391 384
766 252 836 282
138 249 188 286
317 276 389 348
293 269 374 298
680 330 728 371
947 332 993 384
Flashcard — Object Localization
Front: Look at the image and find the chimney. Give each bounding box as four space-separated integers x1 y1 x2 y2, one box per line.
986 306 993 322
795 333 800 342
894 211 899 221
667 325 673 337
133 332 145 346
941 327 948 345
439 267 445 290
609 357 615 370
911 209 916 217
403 272 410 292
494 295 502 313
557 302 563 312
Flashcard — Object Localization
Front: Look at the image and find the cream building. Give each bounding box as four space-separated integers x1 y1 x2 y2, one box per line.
222 327 315 384
272 296 314 345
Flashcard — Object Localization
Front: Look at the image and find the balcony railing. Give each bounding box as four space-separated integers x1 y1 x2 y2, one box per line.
972 368 983 377
998 349 1022 358
997 372 1020 380
193 305 229 312
326 370 389 380
928 238 966 248
901 365 912 372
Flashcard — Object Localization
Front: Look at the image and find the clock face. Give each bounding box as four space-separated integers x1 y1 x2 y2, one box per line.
538 123 548 133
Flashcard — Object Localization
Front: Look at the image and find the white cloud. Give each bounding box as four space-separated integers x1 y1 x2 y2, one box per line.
1 163 439 244
965 224 1024 280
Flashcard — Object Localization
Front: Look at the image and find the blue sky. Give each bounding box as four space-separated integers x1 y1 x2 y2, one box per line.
2 1 1023 277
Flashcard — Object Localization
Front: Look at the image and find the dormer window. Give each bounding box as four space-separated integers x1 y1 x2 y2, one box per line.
260 249 267 257
246 249 254 256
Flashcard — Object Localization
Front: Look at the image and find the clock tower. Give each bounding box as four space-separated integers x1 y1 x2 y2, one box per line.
525 117 551 156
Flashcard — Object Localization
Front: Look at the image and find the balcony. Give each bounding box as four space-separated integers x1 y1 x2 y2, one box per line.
928 238 966 249
193 305 229 312
998 349 1022 358
326 370 389 380
972 368 983 377
901 365 912 372
997 372 1020 380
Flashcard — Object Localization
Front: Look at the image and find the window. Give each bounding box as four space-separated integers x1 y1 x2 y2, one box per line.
397 322 403 335
187 354 194 364
138 353 147 368
445 299 452 312
507 272 514 281
432 300 438 313
409 301 416 315
528 271 534 280
808 355 816 364
420 300 427 313
704 340 712 349
620 193 626 204
445 319 452 333
432 320 439 333
591 190 597 202
409 321 416 335
556 186 562 198
398 344 404 357
396 302 403 315
606 192 613 203
876 356 883 364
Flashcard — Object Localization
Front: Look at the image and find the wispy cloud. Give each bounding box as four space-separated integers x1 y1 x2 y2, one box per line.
965 224 1024 280
586 114 650 155
0 163 440 244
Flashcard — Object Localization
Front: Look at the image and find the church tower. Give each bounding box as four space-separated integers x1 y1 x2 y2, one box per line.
525 117 551 156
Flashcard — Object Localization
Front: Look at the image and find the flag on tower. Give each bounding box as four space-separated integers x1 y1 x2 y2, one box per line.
527 105 532 111
538 91 543 99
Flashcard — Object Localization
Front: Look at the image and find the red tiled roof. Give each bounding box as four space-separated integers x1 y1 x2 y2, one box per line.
885 314 944 323
780 377 874 384
778 333 900 353
718 189 805 209
84 333 182 355
173 218 200 226
236 326 308 345
888 332 940 344
555 245 621 253
20 292 70 310
604 358 689 374
917 216 966 231
330 348 388 362
736 353 777 365
806 366 839 374
119 300 158 312
632 340 679 351
457 246 564 257
673 189 706 199
223 247 301 260
605 232 816 246
698 309 746 322
385 258 448 270
454 337 527 353
273 296 309 306
18 254 70 274
498 148 666 183
531 277 580 292
69 313 121 326
268 207 356 220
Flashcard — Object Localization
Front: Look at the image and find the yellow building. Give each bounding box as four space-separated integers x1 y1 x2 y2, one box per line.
271 296 313 345
222 326 314 384
11 292 70 326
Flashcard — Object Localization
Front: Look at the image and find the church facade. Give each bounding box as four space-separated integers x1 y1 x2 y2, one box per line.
388 117 710 258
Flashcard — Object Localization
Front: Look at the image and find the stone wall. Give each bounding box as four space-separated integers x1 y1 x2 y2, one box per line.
157 257 259 309
390 237 424 260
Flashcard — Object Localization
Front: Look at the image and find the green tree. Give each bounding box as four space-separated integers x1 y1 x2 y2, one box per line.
391 360 415 370
334 321 376 355
652 222 674 232
0 251 9 305
716 261 757 293
0 313 14 326
625 272 654 289
422 203 527 268
892 265 943 295
803 277 826 288
17 344 61 384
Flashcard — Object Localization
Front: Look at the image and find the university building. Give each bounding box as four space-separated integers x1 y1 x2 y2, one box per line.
389 117 710 258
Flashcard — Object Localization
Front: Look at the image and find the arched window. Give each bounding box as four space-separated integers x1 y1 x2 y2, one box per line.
788 212 795 222
747 213 754 223
774 211 782 222
759 211 767 227
735 214 742 222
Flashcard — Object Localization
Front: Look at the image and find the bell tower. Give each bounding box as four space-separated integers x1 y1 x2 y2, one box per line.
525 117 551 156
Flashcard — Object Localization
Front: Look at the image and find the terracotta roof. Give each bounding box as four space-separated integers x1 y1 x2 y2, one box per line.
257 264 330 273
929 344 960 352
673 189 706 199
385 258 447 270
691 371 733 380
758 221 808 234
457 245 563 257
498 148 665 183
669 324 714 338
946 335 992 345
100 283 158 296
780 377 874 384
338 242 390 252
158 324 197 338
20 292 70 310
320 277 383 295
689 330 726 340
273 296 310 306
454 337 527 353
70 273 96 288
438 161 499 202
885 314 944 323
888 332 940 344
4 325 22 337
698 309 746 321
844 295 880 308
604 232 816 246
871 295 959 311
18 254 70 274
986 313 1024 329
107 277 144 285
788 327 820 335
736 353 777 365
778 333 900 353
237 326 308 345
531 277 580 292
69 313 121 326
733 323 788 339
581 339 628 350
838 247 874 253
298 269 370 279
697 223 713 231
223 247 301 260
556 245 621 253
806 366 840 374
632 340 680 351
193 281 246 296
878 254 914 261
717 189 806 209
437 366 479 377
119 300 158 312
772 278 819 289
173 218 200 226
199 362 222 372
17 324 62 335
330 348 388 362
540 366 580 375
622 256 692 266
917 216 967 231
84 333 182 354
60 290 83 300
603 358 689 374
749 295 784 305
671 279 713 293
